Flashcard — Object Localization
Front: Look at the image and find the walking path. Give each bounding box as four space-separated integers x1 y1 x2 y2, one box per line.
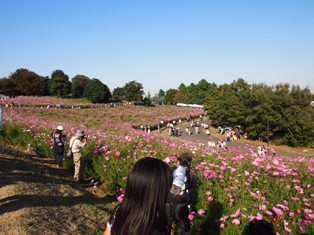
165 123 313 158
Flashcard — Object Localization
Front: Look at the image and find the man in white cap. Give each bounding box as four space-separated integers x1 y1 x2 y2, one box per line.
50 125 66 168
69 130 88 181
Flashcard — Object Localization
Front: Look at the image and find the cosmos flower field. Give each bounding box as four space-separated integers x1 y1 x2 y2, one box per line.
0 96 313 234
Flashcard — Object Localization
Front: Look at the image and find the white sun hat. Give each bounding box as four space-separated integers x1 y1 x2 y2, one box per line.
56 125 64 131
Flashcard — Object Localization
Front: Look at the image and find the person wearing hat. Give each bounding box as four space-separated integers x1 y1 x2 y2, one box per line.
69 130 88 181
50 125 66 168
166 152 194 235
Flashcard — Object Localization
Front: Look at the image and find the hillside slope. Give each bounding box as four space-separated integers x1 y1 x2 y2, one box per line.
0 145 116 235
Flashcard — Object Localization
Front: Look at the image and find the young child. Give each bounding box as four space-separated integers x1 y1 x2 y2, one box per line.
167 152 194 235
170 154 190 195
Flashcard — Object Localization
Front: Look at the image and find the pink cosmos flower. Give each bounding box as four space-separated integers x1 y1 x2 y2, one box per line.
198 209 205 216
230 208 241 218
259 204 266 211
115 151 120 159
272 207 284 217
232 219 240 225
188 211 195 221
117 194 124 202
219 223 225 229
255 213 263 220
207 196 214 202
163 157 171 164
105 156 110 161
265 210 273 216
284 225 292 233
289 212 294 218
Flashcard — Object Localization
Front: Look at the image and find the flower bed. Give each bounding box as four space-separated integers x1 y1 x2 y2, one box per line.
0 97 313 234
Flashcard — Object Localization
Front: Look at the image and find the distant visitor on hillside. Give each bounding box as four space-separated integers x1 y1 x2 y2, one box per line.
50 125 66 168
69 130 88 181
103 157 172 235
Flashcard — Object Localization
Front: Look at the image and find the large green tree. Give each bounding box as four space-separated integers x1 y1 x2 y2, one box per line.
8 68 48 96
83 79 111 103
123 80 144 101
112 81 144 102
71 75 90 98
49 70 71 97
158 89 166 98
165 88 178 105
112 87 125 101
0 77 16 96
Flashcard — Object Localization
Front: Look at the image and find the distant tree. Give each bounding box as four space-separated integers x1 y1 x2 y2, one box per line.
175 83 189 103
165 88 178 104
8 68 48 96
71 75 90 98
158 89 166 98
83 79 111 103
195 79 211 104
49 70 71 97
0 77 16 96
112 87 125 101
123 81 144 101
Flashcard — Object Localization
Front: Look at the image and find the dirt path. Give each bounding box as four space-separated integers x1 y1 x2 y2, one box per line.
0 145 116 235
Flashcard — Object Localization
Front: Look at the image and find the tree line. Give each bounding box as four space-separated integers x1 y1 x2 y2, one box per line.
1 68 313 147
0 68 144 103
161 78 314 147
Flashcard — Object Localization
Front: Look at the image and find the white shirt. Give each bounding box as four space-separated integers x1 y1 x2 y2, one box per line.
70 136 86 153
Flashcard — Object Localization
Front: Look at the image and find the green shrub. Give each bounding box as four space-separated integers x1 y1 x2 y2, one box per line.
1 124 33 146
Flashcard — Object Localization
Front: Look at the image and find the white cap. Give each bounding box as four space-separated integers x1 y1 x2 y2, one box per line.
56 125 64 131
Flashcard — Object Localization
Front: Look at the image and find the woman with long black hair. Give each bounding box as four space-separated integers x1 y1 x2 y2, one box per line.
104 157 172 235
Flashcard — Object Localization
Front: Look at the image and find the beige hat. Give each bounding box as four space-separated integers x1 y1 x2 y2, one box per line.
75 130 86 137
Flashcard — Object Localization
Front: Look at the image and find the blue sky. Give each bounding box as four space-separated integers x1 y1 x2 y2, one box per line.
1 0 313 95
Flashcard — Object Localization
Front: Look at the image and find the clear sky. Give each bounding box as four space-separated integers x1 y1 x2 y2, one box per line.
1 0 313 95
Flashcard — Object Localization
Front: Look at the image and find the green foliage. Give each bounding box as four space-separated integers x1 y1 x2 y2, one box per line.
71 75 90 98
49 70 71 97
82 142 136 192
0 68 48 96
83 79 111 103
112 87 125 101
0 77 17 96
113 81 144 102
164 78 314 147
165 88 178 104
31 132 52 158
0 124 32 146
158 89 166 98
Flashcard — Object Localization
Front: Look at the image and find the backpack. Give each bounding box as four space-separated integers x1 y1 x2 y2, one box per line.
51 132 65 154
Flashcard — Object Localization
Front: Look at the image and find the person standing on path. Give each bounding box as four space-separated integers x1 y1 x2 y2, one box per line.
51 125 66 168
69 130 87 181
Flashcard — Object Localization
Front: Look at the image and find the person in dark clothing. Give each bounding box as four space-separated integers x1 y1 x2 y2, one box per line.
166 152 194 235
104 157 172 235
245 219 276 235
51 125 66 168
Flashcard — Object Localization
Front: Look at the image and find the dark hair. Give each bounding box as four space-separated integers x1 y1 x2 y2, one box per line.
178 152 192 168
247 219 276 235
112 157 172 235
